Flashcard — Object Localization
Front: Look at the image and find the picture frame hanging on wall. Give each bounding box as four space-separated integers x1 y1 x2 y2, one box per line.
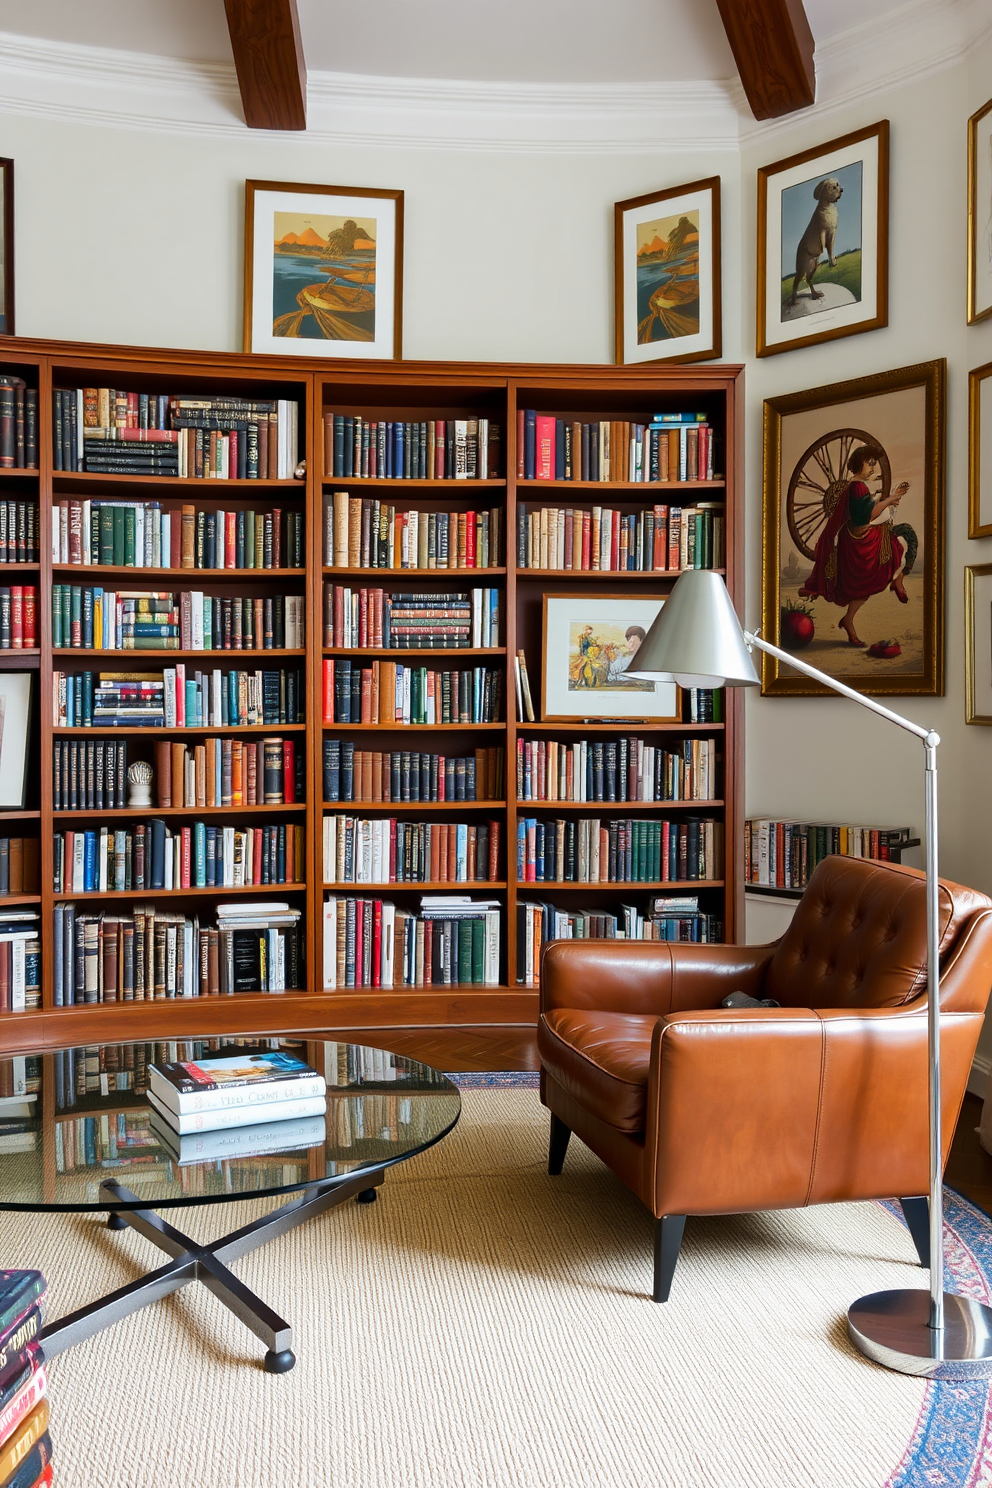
244 179 403 360
614 176 721 366
0 672 31 808
756 121 889 357
965 563 992 723
762 359 945 698
968 361 992 537
541 594 680 722
968 97 992 325
0 159 12 336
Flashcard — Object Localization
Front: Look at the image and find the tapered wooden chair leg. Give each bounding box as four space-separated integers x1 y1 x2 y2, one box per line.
899 1196 930 1267
653 1215 686 1302
548 1115 571 1175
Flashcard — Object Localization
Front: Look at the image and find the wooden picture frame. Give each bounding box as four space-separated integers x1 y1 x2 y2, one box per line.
244 179 403 360
756 121 889 357
969 361 992 537
0 160 13 336
968 98 992 325
540 594 680 722
965 563 992 723
614 176 721 366
762 359 945 697
0 671 31 808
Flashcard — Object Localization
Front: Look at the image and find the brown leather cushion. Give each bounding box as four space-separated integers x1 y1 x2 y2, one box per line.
538 1008 654 1133
766 856 991 1011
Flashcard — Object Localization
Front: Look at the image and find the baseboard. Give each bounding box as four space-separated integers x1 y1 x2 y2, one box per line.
970 1052 991 1100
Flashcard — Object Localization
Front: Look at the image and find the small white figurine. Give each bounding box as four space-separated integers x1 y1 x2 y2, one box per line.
127 760 153 809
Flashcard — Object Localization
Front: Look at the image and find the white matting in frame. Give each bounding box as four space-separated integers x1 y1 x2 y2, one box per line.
541 595 679 721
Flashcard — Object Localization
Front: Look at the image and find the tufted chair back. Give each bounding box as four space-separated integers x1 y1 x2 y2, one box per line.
764 855 992 1011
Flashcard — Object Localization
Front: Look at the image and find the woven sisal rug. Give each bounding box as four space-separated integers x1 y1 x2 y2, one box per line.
2 1084 989 1488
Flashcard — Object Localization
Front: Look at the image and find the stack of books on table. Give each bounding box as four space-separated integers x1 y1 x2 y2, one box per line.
0 1270 53 1488
147 1050 327 1163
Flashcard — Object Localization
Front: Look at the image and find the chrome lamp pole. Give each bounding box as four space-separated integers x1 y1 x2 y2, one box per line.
630 570 992 1379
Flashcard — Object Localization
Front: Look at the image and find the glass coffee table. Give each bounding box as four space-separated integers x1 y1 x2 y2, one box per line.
0 1036 461 1373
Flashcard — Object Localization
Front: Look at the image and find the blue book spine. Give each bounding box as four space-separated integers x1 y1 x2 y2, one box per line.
524 411 536 481
517 820 527 881
193 821 206 887
83 832 96 891
206 825 217 886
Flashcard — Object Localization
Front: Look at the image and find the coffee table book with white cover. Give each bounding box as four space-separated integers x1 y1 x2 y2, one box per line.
148 1051 326 1116
147 1087 327 1134
149 1110 326 1164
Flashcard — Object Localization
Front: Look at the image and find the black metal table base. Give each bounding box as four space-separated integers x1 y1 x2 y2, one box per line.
39 1168 385 1373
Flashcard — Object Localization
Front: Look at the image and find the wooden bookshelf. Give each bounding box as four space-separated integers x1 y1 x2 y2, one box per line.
0 338 744 1049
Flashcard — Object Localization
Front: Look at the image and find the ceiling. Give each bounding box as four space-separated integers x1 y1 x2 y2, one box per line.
0 0 915 86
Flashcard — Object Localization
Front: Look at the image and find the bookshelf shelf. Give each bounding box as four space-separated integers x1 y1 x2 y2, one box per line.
515 480 725 492
0 810 40 821
53 473 305 491
52 804 308 820
322 567 507 579
515 880 724 891
515 799 725 811
323 881 506 892
325 722 505 733
53 884 307 903
0 469 39 479
514 721 724 734
0 563 40 573
53 648 306 659
321 646 505 659
0 894 42 906
51 566 304 580
321 479 506 490
54 724 307 736
324 800 507 812
515 568 726 580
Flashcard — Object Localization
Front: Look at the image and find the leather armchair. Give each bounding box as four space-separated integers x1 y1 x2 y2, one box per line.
538 856 992 1301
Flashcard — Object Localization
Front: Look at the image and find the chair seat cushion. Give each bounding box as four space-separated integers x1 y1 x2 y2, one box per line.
538 1008 656 1133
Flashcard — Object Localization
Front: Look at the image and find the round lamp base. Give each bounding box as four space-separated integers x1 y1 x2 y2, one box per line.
848 1289 992 1378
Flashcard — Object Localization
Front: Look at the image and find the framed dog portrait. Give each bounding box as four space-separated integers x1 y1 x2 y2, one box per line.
969 361 992 537
244 179 403 359
756 121 889 358
965 564 992 723
762 360 945 698
541 595 679 722
614 177 721 366
968 98 992 325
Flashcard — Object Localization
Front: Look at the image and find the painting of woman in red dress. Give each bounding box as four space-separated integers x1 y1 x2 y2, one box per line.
799 444 919 647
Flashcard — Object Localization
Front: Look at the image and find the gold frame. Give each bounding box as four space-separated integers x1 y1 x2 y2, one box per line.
540 593 681 723
968 361 992 537
243 178 404 359
965 564 992 723
761 359 945 697
968 98 992 325
613 176 722 366
756 121 889 358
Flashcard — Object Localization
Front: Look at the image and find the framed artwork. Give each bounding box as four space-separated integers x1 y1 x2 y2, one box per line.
969 361 992 537
968 98 992 324
0 673 31 808
762 359 945 697
244 179 403 360
965 564 992 723
541 594 680 722
0 159 12 335
614 176 721 366
756 121 889 357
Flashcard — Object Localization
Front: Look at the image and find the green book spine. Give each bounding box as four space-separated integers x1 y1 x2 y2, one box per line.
236 509 246 569
61 585 71 646
112 507 126 567
194 821 206 886
99 506 115 567
124 506 136 568
52 585 63 648
457 919 473 985
245 511 255 570
471 918 484 984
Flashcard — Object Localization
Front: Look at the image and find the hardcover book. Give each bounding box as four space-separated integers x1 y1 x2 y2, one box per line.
148 1051 324 1114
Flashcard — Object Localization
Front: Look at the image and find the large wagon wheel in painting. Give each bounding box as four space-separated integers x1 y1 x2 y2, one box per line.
786 428 891 561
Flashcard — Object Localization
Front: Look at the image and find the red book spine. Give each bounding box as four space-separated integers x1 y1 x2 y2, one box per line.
389 819 397 882
323 659 334 723
283 740 295 803
373 900 382 987
225 511 236 568
23 587 36 648
611 511 620 571
253 829 263 885
9 587 22 649
535 416 555 481
467 514 476 569
170 515 182 569
581 512 591 570
181 827 191 888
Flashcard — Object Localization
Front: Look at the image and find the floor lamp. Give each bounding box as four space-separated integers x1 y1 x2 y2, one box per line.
629 569 992 1379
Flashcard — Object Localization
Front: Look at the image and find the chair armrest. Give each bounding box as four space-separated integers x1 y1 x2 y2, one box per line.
540 939 777 1016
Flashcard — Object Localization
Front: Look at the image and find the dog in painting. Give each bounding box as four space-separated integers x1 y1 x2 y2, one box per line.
788 177 843 306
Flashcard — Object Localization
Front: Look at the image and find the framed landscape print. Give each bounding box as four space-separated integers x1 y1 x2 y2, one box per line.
756 121 888 357
0 672 31 808
541 595 679 722
969 361 992 537
0 159 12 335
965 564 992 723
614 177 721 365
244 180 403 359
968 98 992 324
762 360 945 697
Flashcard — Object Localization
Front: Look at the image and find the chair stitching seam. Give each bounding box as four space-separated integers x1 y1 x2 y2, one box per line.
804 1013 827 1208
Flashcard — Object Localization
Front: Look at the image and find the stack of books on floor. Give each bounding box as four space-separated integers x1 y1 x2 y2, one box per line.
146 1050 327 1163
0 1270 52 1488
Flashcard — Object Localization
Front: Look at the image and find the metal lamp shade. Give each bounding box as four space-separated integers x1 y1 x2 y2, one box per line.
628 570 760 689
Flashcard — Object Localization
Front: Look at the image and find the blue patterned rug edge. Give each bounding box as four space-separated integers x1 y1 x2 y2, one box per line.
444 1071 540 1088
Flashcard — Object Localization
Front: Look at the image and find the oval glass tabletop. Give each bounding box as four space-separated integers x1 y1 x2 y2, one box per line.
0 1036 462 1212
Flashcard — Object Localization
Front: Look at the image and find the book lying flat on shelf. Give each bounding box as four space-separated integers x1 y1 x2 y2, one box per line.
147 1087 327 1135
148 1051 326 1115
149 1110 326 1164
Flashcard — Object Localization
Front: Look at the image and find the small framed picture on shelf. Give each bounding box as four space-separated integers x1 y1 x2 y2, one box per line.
969 97 992 325
244 179 403 360
756 121 888 357
965 564 992 723
540 595 679 722
0 672 31 807
614 176 721 366
0 158 12 335
969 361 992 537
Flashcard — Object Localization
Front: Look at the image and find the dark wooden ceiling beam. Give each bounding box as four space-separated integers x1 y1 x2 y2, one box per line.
713 0 815 120
224 0 307 131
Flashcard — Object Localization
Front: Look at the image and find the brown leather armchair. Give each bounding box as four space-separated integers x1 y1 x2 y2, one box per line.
538 856 992 1301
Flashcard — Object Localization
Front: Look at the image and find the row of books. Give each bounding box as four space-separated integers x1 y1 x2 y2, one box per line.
516 501 724 572
0 503 39 562
0 1271 52 1488
51 1037 281 1106
53 666 305 728
0 378 38 468
0 841 38 896
0 914 41 1013
323 414 501 481
322 816 502 885
52 587 305 651
322 742 505 803
517 410 716 483
745 818 913 891
53 821 306 893
322 659 503 726
516 816 722 883
516 896 722 985
323 586 500 650
0 588 36 649
516 736 718 804
52 901 304 1002
324 494 502 570
157 736 301 809
53 389 301 479
54 1109 158 1171
322 895 500 988
53 500 304 570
